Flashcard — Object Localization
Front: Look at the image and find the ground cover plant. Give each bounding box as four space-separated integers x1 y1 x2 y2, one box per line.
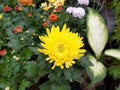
0 0 120 90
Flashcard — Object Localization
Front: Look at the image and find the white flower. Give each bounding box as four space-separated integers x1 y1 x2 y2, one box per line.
77 0 89 6
13 55 20 61
72 7 85 19
66 7 75 14
5 86 10 90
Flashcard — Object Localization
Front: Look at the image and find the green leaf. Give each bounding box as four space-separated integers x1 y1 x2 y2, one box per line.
51 83 71 90
72 69 83 83
87 7 108 59
40 81 71 90
40 82 52 90
108 64 120 80
24 61 39 78
18 79 32 90
29 47 39 55
7 39 24 51
79 55 93 67
85 55 106 84
63 69 72 81
20 48 33 60
104 49 120 60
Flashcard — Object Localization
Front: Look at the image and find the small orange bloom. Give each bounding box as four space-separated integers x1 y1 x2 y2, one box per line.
3 6 12 13
14 6 22 11
49 13 58 23
42 21 48 28
0 49 7 57
18 0 33 6
27 13 32 17
12 26 23 34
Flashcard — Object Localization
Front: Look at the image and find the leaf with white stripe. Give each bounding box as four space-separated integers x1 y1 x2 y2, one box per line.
104 49 120 60
86 55 106 84
87 7 108 59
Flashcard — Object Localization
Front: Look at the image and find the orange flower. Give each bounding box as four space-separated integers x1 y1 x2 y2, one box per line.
27 13 32 17
12 26 23 34
53 6 63 12
3 6 12 13
18 0 33 6
0 49 7 57
42 21 48 28
14 6 22 11
49 13 58 23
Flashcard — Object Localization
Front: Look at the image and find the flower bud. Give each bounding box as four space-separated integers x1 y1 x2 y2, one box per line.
42 21 48 28
14 6 22 12
12 26 23 34
0 49 7 57
27 13 32 17
3 6 12 13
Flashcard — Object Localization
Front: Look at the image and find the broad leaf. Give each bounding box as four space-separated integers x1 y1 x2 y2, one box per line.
85 55 106 84
104 49 120 60
40 81 71 90
87 7 108 59
20 48 33 60
24 61 39 78
79 55 93 67
18 79 32 90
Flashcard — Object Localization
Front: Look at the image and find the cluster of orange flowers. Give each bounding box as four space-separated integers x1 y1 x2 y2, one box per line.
41 4 63 27
18 0 33 6
41 13 58 28
3 6 22 13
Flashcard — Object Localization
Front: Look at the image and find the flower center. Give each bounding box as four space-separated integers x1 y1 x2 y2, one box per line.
57 43 65 53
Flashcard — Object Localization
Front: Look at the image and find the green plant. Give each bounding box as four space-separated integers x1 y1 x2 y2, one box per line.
106 0 120 80
108 60 120 80
109 0 120 43
0 0 120 90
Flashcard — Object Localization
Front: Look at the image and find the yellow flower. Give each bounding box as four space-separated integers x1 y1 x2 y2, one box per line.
48 0 55 3
0 14 2 20
38 24 86 69
41 2 53 11
53 0 65 8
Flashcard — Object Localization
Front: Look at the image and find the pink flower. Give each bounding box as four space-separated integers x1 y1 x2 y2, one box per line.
77 0 89 6
72 7 85 19
66 7 75 14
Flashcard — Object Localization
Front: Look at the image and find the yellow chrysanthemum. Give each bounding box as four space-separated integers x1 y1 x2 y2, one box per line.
41 2 53 11
38 24 86 69
48 0 55 3
53 0 65 8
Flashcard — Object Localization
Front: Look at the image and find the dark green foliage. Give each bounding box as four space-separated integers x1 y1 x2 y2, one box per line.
108 60 120 80
109 0 120 42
